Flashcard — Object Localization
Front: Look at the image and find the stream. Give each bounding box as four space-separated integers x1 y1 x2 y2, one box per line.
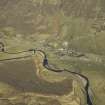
0 49 93 105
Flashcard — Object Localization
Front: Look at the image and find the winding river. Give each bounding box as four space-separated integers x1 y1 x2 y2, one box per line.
38 49 93 105
0 48 93 105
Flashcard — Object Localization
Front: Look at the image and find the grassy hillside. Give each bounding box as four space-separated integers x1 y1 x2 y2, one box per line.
0 0 105 55
0 0 105 105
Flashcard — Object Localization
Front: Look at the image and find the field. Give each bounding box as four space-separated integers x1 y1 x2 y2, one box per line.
0 52 83 105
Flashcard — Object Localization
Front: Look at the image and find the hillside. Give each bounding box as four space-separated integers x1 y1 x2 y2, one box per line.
0 0 105 55
0 1 105 105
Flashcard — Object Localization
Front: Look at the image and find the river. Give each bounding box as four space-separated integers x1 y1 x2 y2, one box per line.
0 49 93 105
